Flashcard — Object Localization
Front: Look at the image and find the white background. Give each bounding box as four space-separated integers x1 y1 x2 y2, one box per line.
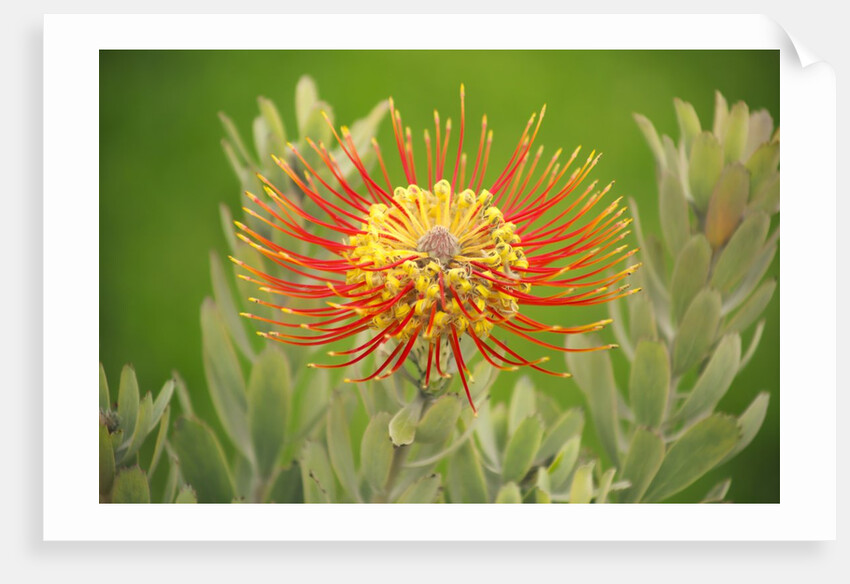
4 1 846 581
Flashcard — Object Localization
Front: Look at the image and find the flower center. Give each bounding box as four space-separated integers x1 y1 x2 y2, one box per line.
417 225 460 263
343 179 530 343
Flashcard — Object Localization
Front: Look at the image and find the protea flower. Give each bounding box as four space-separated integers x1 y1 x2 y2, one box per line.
233 86 639 411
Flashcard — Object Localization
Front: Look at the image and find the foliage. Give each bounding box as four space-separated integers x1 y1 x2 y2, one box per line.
99 363 174 503
99 82 778 504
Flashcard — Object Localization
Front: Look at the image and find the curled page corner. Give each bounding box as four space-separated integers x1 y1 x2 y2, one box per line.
786 33 822 68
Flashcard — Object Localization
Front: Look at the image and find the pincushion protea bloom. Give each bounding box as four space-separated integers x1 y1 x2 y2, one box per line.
233 86 639 412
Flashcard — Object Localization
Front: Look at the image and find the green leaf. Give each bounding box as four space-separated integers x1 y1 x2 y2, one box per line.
669 234 712 325
674 334 741 424
628 199 670 301
744 109 775 159
389 397 424 446
472 398 500 469
120 392 153 464
162 455 179 505
210 251 256 361
723 101 750 163
219 111 255 169
288 365 330 447
507 376 536 435
117 364 139 441
548 436 581 493
174 485 198 504
267 463 303 503
712 91 729 141
722 230 778 315
629 340 670 429
502 415 544 484
300 441 336 503
171 416 236 503
534 468 553 504
469 358 499 404
674 98 702 153
148 379 174 433
702 478 732 503
111 467 150 504
295 76 319 136
719 392 770 466
596 467 617 504
659 170 691 258
724 279 776 335
110 429 124 459
569 461 595 504
749 172 779 215
252 116 271 170
710 211 770 295
740 320 766 371
491 403 509 455
396 473 441 503
231 450 254 501
361 412 394 493
173 370 194 418
148 404 170 477
99 424 115 496
633 113 666 175
495 483 523 504
745 142 779 195
99 363 110 411
537 407 584 464
247 346 291 480
447 439 489 503
302 102 334 152
644 414 738 502
672 288 721 376
566 334 620 465
619 428 665 503
331 101 390 181
688 132 724 211
257 96 286 156
705 163 750 249
629 294 658 343
326 393 360 502
416 394 462 444
661 135 680 179
201 298 251 461
221 138 250 187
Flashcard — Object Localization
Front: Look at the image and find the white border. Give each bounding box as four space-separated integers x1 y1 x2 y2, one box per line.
44 13 836 540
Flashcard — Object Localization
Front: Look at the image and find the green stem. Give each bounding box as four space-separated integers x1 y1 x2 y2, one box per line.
373 445 409 503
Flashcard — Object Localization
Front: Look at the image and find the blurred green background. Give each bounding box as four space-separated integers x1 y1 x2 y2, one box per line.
100 50 779 503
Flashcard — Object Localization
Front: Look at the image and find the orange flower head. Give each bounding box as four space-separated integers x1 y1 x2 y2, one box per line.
234 86 640 412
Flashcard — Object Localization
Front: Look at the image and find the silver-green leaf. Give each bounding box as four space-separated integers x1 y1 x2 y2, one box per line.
566 334 620 465
111 466 150 504
710 211 770 295
673 333 741 424
502 415 544 484
629 340 670 429
171 416 236 503
117 364 139 442
719 392 770 466
389 397 424 446
569 461 595 504
670 234 712 324
200 298 251 461
247 346 291 480
643 414 738 502
672 288 721 376
688 132 724 211
361 412 394 493
619 428 664 503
